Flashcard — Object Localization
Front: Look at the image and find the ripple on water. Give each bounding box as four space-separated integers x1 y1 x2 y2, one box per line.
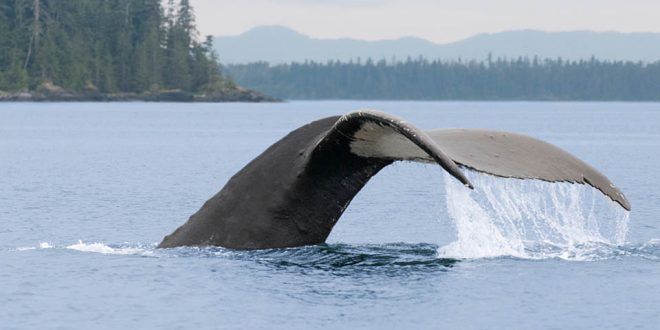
12 238 660 267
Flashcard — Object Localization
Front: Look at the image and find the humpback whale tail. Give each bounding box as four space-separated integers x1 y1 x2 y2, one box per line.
158 110 629 250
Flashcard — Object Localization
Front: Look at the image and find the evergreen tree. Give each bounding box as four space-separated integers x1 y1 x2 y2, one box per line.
0 0 230 95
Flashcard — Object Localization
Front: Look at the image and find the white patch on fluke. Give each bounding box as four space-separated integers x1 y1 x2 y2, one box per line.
349 122 432 161
439 170 630 260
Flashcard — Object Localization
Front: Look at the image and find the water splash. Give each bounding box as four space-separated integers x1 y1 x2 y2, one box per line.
66 240 153 255
439 170 630 260
16 242 52 251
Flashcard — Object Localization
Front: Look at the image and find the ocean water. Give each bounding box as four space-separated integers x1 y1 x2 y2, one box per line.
1 101 659 329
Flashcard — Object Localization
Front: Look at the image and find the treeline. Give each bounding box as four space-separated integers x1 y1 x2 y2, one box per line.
0 0 229 94
226 57 660 100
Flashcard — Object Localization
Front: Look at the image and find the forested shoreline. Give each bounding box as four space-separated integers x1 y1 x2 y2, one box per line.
226 57 660 101
0 0 272 102
3 1 658 102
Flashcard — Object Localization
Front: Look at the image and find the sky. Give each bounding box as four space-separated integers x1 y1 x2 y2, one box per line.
191 0 660 43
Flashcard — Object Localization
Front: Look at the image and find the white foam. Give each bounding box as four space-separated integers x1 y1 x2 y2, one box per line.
645 238 660 245
439 170 630 260
17 242 53 251
66 240 146 255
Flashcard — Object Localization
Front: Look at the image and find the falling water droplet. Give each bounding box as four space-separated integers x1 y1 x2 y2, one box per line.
439 170 630 260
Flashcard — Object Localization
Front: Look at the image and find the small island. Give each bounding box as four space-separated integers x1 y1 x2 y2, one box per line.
0 0 275 102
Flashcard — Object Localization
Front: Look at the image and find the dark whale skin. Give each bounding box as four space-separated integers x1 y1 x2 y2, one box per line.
158 116 392 249
158 110 629 250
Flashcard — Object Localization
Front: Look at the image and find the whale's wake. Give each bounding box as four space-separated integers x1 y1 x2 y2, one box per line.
66 240 151 255
440 170 630 260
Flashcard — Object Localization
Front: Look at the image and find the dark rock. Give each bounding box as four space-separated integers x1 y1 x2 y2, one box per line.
16 92 33 101
0 84 277 103
147 90 194 102
196 86 280 102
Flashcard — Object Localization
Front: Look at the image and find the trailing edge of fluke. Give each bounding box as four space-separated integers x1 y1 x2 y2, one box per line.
158 110 630 250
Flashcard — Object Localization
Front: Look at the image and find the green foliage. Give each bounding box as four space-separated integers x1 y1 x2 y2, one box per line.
226 57 660 101
0 0 226 93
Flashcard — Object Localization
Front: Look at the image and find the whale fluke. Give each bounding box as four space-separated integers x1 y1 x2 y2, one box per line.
427 129 630 210
158 110 629 250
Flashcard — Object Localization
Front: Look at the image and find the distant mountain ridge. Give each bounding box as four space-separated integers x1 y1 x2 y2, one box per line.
214 26 660 64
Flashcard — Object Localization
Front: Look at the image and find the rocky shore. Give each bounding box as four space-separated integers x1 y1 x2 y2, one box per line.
0 82 278 103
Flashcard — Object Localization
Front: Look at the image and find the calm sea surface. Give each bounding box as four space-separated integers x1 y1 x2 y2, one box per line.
1 101 659 329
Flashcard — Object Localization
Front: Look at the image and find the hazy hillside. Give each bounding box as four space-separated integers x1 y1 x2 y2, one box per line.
214 26 660 64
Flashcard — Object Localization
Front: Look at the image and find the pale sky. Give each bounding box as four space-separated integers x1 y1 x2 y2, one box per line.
190 0 660 43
